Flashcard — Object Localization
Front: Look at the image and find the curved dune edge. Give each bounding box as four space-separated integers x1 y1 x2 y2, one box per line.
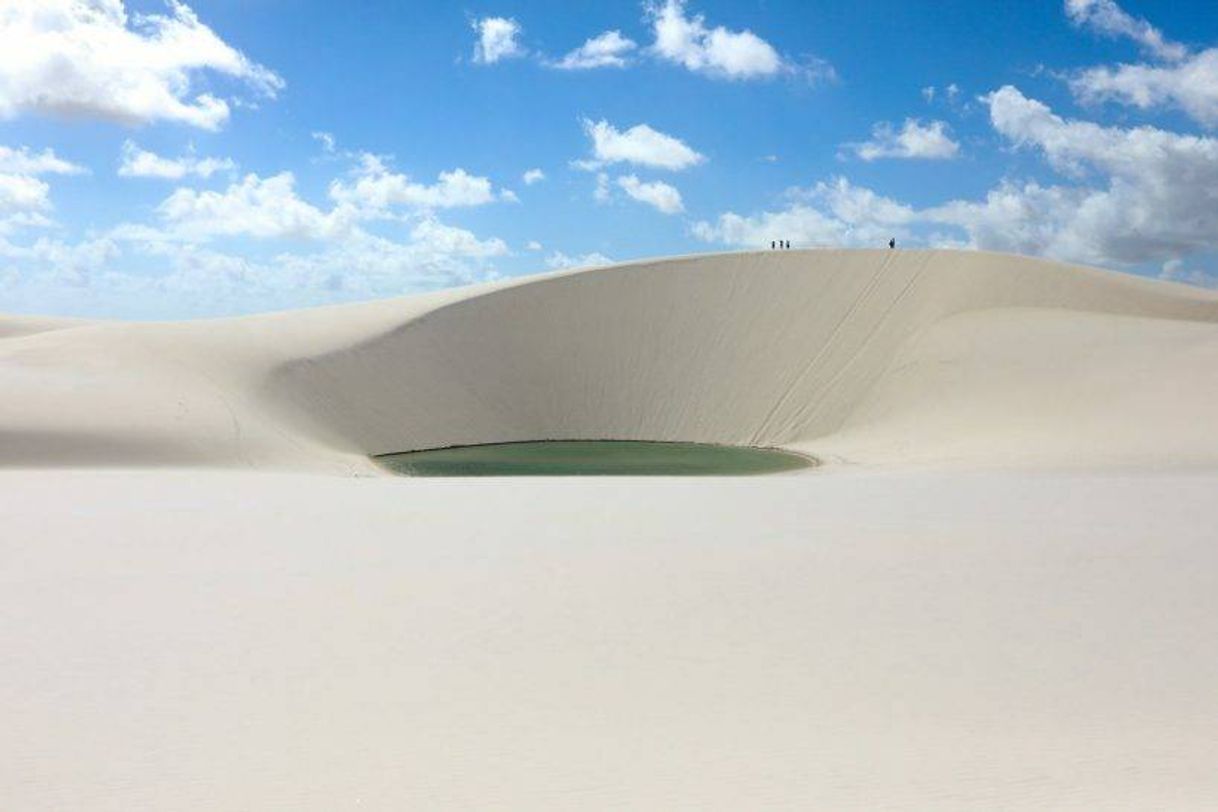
2 249 1218 472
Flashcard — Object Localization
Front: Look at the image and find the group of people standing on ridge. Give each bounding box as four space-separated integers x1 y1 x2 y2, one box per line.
771 238 897 250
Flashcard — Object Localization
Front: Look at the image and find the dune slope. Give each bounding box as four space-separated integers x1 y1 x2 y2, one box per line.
2 249 1217 470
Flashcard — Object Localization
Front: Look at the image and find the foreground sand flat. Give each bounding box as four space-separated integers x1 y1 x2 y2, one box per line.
3 250 1218 808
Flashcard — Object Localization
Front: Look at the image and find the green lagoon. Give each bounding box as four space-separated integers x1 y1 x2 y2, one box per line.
377 441 813 477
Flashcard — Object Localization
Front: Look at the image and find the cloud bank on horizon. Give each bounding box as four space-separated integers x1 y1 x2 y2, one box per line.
0 0 1216 318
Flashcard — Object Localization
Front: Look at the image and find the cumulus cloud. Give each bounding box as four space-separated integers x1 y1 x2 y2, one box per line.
580 118 705 170
0 0 282 130
692 177 913 248
925 181 1087 259
0 143 83 234
118 141 235 180
847 119 960 161
646 0 788 79
545 251 614 269
1063 0 1217 128
329 154 499 214
552 29 638 70
1 225 506 319
472 16 525 64
1064 0 1186 62
942 84 1218 265
2 141 515 317
522 168 545 184
0 174 51 217
616 175 684 213
406 217 508 259
0 145 85 176
155 172 346 241
1071 50 1218 128
150 159 503 244
552 30 637 69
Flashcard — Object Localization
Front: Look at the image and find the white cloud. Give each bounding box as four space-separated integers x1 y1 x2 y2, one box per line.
581 118 705 170
0 145 85 175
1063 0 1218 128
985 83 1218 179
546 251 613 269
616 174 684 214
925 181 1087 259
145 162 506 244
941 85 1218 266
1064 0 1186 62
0 174 51 216
156 172 346 241
848 119 960 161
646 0 787 79
118 141 235 180
0 0 282 130
552 30 637 69
472 17 525 64
312 131 337 153
692 177 913 248
593 172 611 202
329 155 498 214
1 225 507 319
2 144 515 317
814 178 917 226
0 144 82 234
526 240 543 251
406 217 507 259
1071 49 1218 128
522 168 545 185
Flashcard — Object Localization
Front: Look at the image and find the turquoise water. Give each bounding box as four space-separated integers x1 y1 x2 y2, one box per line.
376 441 813 477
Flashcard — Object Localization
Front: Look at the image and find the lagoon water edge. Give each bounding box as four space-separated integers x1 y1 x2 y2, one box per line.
376 440 814 476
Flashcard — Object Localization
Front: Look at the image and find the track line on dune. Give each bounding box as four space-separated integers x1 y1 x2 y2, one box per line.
788 251 934 433
749 251 896 445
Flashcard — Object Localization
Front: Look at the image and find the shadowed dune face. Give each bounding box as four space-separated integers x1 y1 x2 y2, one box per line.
3 250 1218 470
263 250 1218 462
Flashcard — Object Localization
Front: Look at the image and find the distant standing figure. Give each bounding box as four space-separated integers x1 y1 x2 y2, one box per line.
785 240 791 250
888 238 896 249
771 240 776 249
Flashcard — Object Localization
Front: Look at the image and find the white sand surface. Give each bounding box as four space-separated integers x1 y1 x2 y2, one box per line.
3 249 1218 808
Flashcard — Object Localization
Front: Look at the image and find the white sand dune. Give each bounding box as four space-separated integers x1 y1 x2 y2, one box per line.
4 249 1218 808
3 249 1217 470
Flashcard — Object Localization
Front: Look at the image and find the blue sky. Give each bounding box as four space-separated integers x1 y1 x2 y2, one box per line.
1 0 1217 318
